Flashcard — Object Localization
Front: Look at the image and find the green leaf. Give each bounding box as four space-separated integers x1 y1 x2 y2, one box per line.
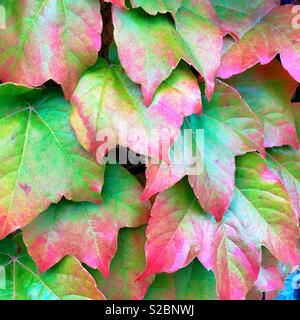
142 80 263 221
71 58 201 164
226 60 299 149
140 153 299 299
23 164 150 277
0 236 105 300
0 84 105 239
92 227 154 300
218 4 300 84
112 3 226 104
0 0 102 99
175 0 225 100
131 0 182 15
211 0 279 37
145 259 216 300
267 147 300 218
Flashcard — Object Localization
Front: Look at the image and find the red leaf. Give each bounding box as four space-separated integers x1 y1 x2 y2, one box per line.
254 249 284 292
23 165 150 277
0 0 102 99
112 2 226 105
226 60 299 150
142 80 263 220
71 59 201 164
218 5 300 84
212 0 279 38
0 85 105 239
92 227 154 300
139 153 299 299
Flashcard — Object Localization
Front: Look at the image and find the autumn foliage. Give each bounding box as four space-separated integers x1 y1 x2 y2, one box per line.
0 0 299 300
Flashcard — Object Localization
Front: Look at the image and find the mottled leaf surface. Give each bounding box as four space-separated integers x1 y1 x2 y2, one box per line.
23 165 150 277
0 236 105 300
175 0 225 100
92 227 154 300
0 85 105 239
227 61 299 149
253 248 284 293
140 153 299 299
211 0 279 37
113 4 226 104
145 259 216 300
218 5 300 83
71 58 201 163
131 0 182 15
142 80 263 221
267 147 300 218
0 0 102 99
112 6 187 105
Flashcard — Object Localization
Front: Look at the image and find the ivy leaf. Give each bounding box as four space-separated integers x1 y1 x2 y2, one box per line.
226 60 299 149
70 58 201 164
0 85 105 239
112 3 225 105
267 147 300 218
0 236 105 300
131 0 182 15
211 0 279 37
89 227 154 300
139 153 299 299
0 0 102 99
253 248 284 293
293 103 300 140
142 80 263 221
218 4 300 84
112 6 187 106
23 165 150 277
145 259 216 300
175 0 226 100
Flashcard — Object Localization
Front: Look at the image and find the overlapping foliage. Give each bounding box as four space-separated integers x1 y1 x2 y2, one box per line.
0 0 299 300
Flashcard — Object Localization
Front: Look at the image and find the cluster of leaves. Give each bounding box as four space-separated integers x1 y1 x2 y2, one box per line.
0 0 299 300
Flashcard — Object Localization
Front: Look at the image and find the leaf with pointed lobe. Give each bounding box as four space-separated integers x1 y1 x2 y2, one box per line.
218 4 300 84
112 6 187 106
0 85 105 240
211 0 279 37
90 227 154 300
226 60 299 150
23 164 150 277
175 0 226 100
145 259 216 300
0 236 105 300
253 249 284 293
71 58 201 164
139 153 299 299
267 147 300 218
131 0 182 15
142 80 263 221
0 0 102 99
113 3 227 104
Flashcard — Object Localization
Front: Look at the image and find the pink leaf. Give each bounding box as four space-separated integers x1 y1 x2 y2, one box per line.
0 0 102 99
218 5 300 84
139 153 299 299
23 165 150 277
142 80 263 220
